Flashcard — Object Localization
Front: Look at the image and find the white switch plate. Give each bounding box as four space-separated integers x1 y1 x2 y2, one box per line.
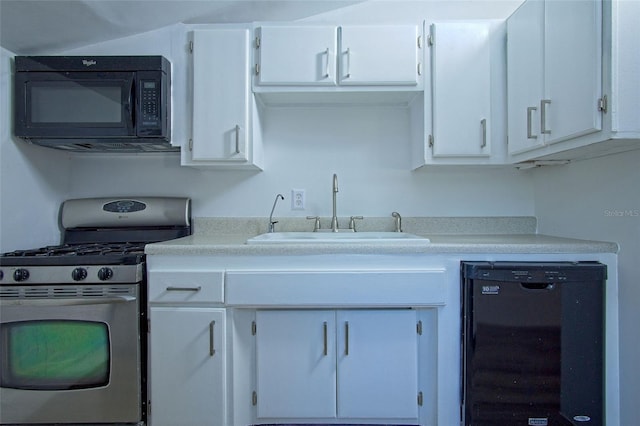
291 189 305 210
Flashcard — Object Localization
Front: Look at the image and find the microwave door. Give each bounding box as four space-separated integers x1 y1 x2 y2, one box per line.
15 71 136 138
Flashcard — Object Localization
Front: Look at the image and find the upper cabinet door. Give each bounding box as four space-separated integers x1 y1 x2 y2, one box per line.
191 29 250 162
256 26 337 86
544 0 602 144
430 22 492 157
507 0 603 159
507 0 545 155
338 25 421 86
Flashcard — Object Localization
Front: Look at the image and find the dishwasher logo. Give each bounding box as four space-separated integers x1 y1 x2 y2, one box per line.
481 285 500 295
528 419 548 426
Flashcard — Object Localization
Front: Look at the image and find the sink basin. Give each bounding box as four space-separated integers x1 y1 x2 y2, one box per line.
246 231 430 244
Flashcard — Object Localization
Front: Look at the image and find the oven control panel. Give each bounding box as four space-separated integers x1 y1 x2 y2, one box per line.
0 264 143 285
103 200 147 213
61 197 190 229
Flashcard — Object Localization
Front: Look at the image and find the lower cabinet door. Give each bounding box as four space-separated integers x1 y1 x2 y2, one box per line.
255 310 337 418
150 307 226 426
337 309 419 419
255 309 419 420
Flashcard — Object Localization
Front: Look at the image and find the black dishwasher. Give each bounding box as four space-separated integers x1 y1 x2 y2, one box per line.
461 261 605 426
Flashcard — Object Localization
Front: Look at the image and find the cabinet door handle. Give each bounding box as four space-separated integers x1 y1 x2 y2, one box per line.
344 48 351 79
527 106 538 139
540 99 551 134
480 118 487 148
323 48 330 79
234 124 241 154
166 286 201 292
344 321 350 356
323 321 328 356
209 320 216 356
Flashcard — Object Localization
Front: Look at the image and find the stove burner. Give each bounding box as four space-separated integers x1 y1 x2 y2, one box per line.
2 242 146 258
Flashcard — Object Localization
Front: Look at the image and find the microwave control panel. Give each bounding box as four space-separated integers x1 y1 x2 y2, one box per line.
140 80 160 126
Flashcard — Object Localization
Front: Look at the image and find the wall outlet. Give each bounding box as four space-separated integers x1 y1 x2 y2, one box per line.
291 189 305 210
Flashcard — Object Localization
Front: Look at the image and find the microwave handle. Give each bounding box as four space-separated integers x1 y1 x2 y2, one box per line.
126 77 135 129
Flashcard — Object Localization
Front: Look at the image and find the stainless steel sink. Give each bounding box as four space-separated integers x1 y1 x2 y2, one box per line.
246 231 430 244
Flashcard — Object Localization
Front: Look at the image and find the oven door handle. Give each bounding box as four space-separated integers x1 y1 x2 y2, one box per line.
0 296 136 307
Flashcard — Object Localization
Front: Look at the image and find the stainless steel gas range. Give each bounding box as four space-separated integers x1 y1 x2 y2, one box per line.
0 197 191 425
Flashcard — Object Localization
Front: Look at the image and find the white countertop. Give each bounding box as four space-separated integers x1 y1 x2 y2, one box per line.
145 218 618 256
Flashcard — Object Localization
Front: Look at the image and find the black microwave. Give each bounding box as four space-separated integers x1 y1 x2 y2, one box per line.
13 55 176 152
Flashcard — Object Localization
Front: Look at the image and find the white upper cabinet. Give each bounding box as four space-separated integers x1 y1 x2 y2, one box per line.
429 22 492 158
254 24 422 90
255 26 337 86
506 0 546 155
339 25 421 86
184 28 263 169
543 0 602 144
411 21 503 168
507 0 605 160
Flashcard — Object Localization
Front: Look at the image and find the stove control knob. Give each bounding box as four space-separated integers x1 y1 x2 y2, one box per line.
13 268 29 282
72 267 88 281
98 267 114 281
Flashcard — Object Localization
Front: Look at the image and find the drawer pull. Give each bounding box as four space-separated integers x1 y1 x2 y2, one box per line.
209 320 216 356
323 321 328 356
345 321 350 356
541 99 551 134
165 286 202 292
527 106 538 139
234 124 241 154
323 48 330 78
344 48 351 79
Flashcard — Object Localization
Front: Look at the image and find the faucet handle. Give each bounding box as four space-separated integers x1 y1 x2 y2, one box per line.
349 216 364 231
306 216 321 232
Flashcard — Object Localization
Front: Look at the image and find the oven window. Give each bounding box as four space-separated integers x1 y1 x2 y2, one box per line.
1 320 110 390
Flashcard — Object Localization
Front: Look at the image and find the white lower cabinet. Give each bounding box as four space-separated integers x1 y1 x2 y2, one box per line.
255 309 419 420
149 307 226 426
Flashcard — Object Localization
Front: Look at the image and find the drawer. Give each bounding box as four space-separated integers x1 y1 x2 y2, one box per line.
225 269 446 307
148 270 224 304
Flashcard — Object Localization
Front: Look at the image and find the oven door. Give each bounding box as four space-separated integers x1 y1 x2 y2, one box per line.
0 284 141 424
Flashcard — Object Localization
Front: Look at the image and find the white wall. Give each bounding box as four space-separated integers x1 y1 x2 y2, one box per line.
66 105 534 219
55 2 532 222
533 150 640 426
1 6 535 253
0 48 71 252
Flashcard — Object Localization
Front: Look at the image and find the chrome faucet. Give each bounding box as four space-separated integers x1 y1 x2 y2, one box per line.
392 211 403 232
330 174 339 232
268 194 284 233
